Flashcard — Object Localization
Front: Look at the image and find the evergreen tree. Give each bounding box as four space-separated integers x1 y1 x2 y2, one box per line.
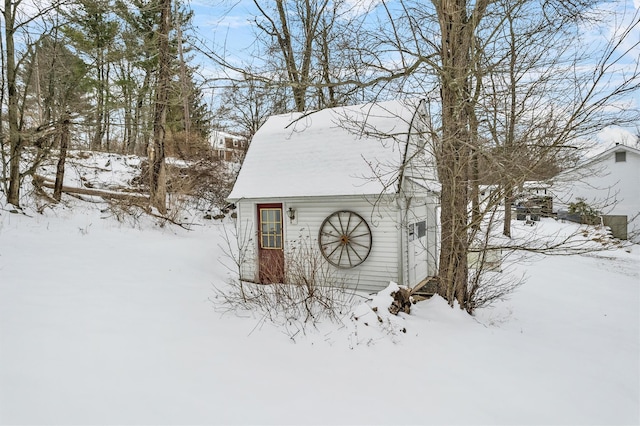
62 0 119 151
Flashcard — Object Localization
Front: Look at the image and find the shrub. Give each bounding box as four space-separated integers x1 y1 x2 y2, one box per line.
568 198 601 225
214 229 358 336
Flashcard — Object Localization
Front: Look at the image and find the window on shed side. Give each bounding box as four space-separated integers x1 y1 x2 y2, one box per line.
615 151 626 162
417 221 426 238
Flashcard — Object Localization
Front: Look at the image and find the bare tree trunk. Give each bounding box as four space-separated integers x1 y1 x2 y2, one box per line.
274 0 306 112
435 0 470 308
4 0 22 207
503 186 513 237
104 61 111 152
469 96 481 231
92 54 105 151
149 0 171 215
319 16 336 108
0 27 6 195
53 117 70 201
175 2 190 141
433 0 490 309
502 12 519 238
123 78 133 154
253 0 330 112
131 69 151 155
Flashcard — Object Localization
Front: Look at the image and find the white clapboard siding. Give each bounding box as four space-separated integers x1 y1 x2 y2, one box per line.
234 195 401 293
233 206 258 285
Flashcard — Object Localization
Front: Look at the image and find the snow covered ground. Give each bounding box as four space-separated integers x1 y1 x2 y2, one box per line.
0 153 638 425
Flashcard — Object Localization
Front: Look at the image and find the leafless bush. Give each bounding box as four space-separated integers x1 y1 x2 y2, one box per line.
134 153 233 214
165 131 212 160
217 219 255 302
166 159 234 226
466 264 526 313
176 156 234 213
123 152 233 227
214 228 358 336
282 233 358 323
101 197 147 228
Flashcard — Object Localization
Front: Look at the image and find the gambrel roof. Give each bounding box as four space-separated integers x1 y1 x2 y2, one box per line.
228 99 434 200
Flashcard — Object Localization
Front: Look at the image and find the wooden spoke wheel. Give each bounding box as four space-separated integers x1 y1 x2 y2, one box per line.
318 211 372 269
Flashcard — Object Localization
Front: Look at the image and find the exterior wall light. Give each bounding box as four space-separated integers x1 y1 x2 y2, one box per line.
287 207 296 221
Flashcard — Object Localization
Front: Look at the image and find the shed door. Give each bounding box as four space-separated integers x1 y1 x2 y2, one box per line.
258 204 284 283
408 220 429 286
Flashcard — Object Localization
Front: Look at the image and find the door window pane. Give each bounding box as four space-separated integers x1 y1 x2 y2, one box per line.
260 208 283 249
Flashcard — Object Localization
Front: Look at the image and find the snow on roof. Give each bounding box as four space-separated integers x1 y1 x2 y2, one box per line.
228 99 422 200
557 143 640 181
589 143 640 162
209 130 245 148
210 130 245 140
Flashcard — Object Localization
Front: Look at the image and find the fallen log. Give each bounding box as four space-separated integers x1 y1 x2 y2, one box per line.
33 174 149 203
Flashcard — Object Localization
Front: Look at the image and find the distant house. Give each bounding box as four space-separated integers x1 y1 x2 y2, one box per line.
227 99 441 293
521 181 552 197
210 130 248 162
552 144 640 242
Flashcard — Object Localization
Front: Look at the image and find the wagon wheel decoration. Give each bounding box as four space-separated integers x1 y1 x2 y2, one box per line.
318 211 372 269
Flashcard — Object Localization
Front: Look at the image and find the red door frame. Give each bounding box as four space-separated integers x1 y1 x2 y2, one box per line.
257 203 285 283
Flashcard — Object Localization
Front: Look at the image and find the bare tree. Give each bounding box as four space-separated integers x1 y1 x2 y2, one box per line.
252 0 331 112
416 0 638 310
3 0 23 206
148 0 171 214
2 0 66 207
213 75 289 140
201 0 372 116
336 0 638 311
26 31 90 201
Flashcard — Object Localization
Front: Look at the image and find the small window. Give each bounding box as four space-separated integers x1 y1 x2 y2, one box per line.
417 221 426 238
615 151 626 162
408 222 426 240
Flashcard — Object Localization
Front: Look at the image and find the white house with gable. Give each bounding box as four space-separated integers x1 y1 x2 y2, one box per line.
227 99 441 293
552 143 640 242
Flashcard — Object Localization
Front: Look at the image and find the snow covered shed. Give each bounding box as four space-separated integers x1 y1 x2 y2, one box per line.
227 99 440 293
